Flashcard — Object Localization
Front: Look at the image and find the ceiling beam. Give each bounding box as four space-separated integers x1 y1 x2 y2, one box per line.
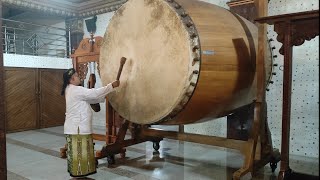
1 0 127 18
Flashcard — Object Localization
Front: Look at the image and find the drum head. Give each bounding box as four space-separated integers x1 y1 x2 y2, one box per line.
99 0 200 124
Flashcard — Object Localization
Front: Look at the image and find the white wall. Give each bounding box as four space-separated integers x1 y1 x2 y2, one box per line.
3 54 72 69
84 0 319 158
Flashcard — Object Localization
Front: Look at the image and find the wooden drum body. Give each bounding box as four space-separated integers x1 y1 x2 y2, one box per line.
100 0 271 125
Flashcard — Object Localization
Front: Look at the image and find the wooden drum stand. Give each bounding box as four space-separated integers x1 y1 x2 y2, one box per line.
59 4 283 179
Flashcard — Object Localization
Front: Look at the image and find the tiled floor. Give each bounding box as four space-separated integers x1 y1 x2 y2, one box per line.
5 126 319 180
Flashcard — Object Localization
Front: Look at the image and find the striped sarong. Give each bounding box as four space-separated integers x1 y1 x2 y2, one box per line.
66 134 96 177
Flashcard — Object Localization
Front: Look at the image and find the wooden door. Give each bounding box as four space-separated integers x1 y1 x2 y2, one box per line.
0 3 7 178
4 67 38 132
39 69 66 128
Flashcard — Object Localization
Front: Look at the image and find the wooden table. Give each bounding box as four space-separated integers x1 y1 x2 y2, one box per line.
255 10 319 179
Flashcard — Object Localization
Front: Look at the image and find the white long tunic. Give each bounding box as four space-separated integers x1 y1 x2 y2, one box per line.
64 84 114 134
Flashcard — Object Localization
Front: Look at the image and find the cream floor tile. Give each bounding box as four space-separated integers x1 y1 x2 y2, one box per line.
5 126 319 180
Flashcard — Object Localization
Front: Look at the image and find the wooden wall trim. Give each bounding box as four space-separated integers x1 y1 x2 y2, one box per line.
0 1 8 179
227 0 258 23
227 0 254 7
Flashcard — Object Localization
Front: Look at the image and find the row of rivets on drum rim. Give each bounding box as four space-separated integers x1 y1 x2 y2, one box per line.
188 70 199 80
165 0 200 61
165 0 201 68
159 0 201 123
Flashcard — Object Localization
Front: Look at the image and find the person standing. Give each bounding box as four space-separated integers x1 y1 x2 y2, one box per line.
61 68 119 178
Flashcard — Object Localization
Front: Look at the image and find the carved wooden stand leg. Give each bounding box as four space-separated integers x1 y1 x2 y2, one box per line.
60 143 67 158
96 103 162 164
232 102 280 180
95 120 127 164
96 121 162 165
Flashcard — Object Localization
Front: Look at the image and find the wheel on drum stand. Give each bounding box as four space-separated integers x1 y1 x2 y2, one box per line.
120 152 126 158
60 147 67 158
120 148 126 158
95 158 99 166
269 152 281 173
153 141 160 151
107 155 115 165
270 162 277 173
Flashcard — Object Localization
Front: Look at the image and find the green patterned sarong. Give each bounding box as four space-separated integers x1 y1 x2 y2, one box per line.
66 134 96 177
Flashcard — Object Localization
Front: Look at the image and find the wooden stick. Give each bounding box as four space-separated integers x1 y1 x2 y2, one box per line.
116 57 127 80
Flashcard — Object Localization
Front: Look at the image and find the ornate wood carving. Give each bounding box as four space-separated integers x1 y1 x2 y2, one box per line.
274 18 319 55
256 10 319 179
78 62 89 82
227 0 257 23
71 35 103 82
256 10 319 55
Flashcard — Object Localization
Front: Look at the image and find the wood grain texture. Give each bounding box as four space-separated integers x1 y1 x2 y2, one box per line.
4 68 67 132
39 69 66 128
0 1 7 178
4 68 38 132
163 0 261 125
229 2 257 24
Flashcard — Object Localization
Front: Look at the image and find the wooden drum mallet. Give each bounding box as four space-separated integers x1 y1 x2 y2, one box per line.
116 57 127 81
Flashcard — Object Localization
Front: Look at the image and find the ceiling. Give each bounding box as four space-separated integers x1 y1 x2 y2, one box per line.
54 0 90 3
1 0 127 18
2 7 67 26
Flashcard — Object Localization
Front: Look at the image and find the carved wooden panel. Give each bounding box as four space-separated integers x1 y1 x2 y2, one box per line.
275 18 319 55
39 69 66 128
4 67 38 132
71 36 103 81
227 0 258 23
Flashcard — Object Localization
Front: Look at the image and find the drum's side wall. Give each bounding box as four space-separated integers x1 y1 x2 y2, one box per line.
163 0 259 124
182 0 319 160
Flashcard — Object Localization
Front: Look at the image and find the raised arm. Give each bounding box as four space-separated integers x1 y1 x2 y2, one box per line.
77 80 120 104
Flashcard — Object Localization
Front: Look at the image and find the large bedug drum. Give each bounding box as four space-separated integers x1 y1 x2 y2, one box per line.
100 0 271 125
